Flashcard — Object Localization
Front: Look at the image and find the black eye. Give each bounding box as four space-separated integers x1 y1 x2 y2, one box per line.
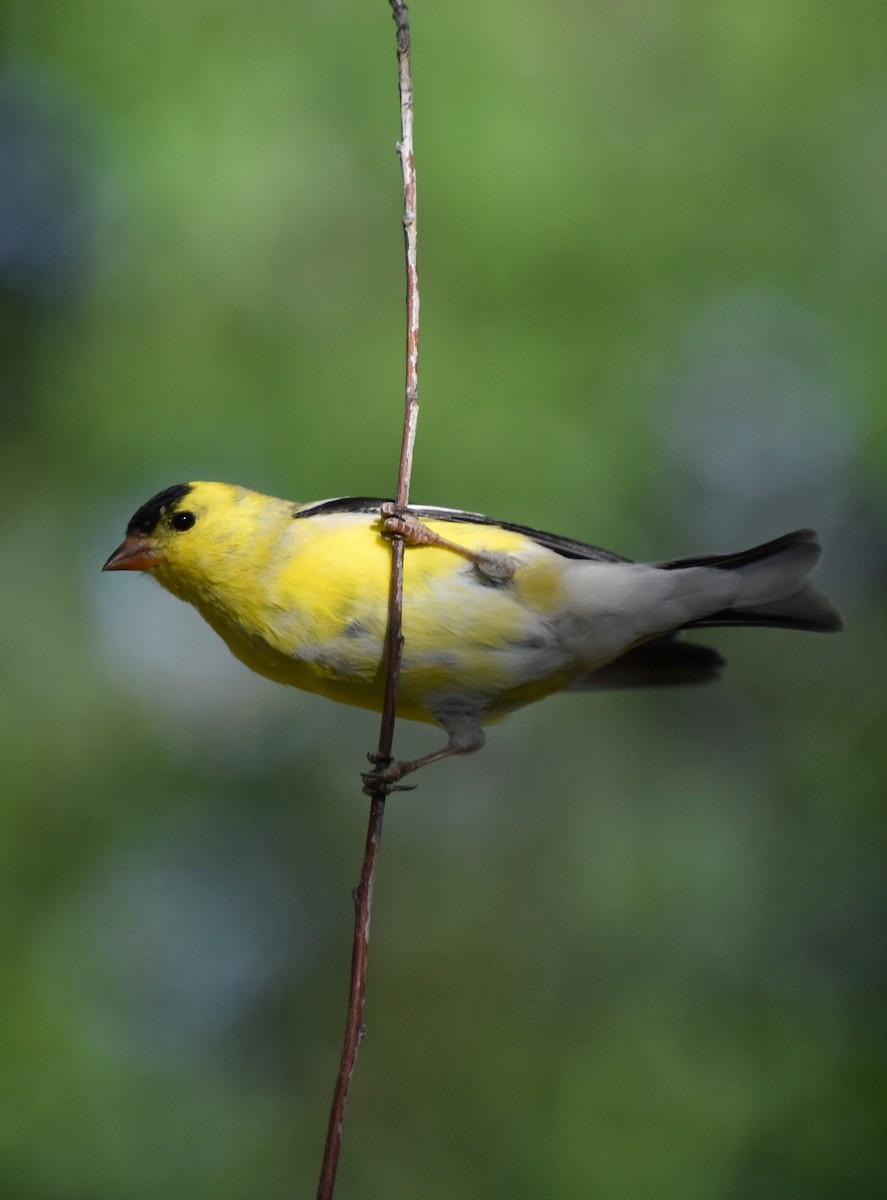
171 510 197 531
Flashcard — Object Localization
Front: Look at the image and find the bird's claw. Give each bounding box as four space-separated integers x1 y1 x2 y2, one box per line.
379 504 438 547
361 768 417 796
378 503 516 582
363 750 418 794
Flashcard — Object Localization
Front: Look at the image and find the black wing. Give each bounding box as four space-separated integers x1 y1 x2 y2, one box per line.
291 496 629 564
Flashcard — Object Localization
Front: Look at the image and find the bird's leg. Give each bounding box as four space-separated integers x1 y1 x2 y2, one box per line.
362 745 459 794
362 708 486 794
379 503 516 583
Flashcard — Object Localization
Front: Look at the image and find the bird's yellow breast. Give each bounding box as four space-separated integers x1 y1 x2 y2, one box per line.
164 507 574 724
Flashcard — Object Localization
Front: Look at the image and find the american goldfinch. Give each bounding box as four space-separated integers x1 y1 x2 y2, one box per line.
103 482 842 783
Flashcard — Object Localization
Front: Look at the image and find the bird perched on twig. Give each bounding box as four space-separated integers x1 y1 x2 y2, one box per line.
104 482 842 785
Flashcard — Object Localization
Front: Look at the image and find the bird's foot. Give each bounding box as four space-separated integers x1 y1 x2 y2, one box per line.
379 503 515 582
362 752 419 795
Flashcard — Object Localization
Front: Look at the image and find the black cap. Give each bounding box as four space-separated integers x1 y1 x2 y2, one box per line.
126 483 192 535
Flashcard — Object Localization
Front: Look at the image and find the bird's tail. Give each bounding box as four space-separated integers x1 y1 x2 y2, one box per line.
660 529 843 633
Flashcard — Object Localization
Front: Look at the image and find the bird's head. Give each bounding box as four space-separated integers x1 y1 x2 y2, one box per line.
102 481 270 602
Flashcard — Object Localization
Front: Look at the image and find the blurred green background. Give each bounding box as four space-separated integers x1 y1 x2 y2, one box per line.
1 1 884 1196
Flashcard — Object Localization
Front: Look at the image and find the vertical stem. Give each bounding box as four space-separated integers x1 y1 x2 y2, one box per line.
391 0 420 510
315 794 385 1200
316 4 419 1197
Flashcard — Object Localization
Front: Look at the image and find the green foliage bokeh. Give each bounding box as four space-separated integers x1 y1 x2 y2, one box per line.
0 2 884 1197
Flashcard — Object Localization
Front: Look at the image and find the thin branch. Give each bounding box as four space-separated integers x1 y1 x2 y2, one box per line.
391 0 419 512
316 4 419 1197
315 791 386 1200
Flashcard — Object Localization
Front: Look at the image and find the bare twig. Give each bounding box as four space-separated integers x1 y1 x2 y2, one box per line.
316 4 419 1197
391 0 419 513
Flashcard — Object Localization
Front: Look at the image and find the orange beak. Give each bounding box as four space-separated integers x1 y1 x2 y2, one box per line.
102 534 162 572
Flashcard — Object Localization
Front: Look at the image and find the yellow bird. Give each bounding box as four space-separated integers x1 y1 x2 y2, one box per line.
103 482 842 783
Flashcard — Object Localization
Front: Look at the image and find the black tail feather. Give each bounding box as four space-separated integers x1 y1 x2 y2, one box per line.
569 637 725 692
660 529 843 634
